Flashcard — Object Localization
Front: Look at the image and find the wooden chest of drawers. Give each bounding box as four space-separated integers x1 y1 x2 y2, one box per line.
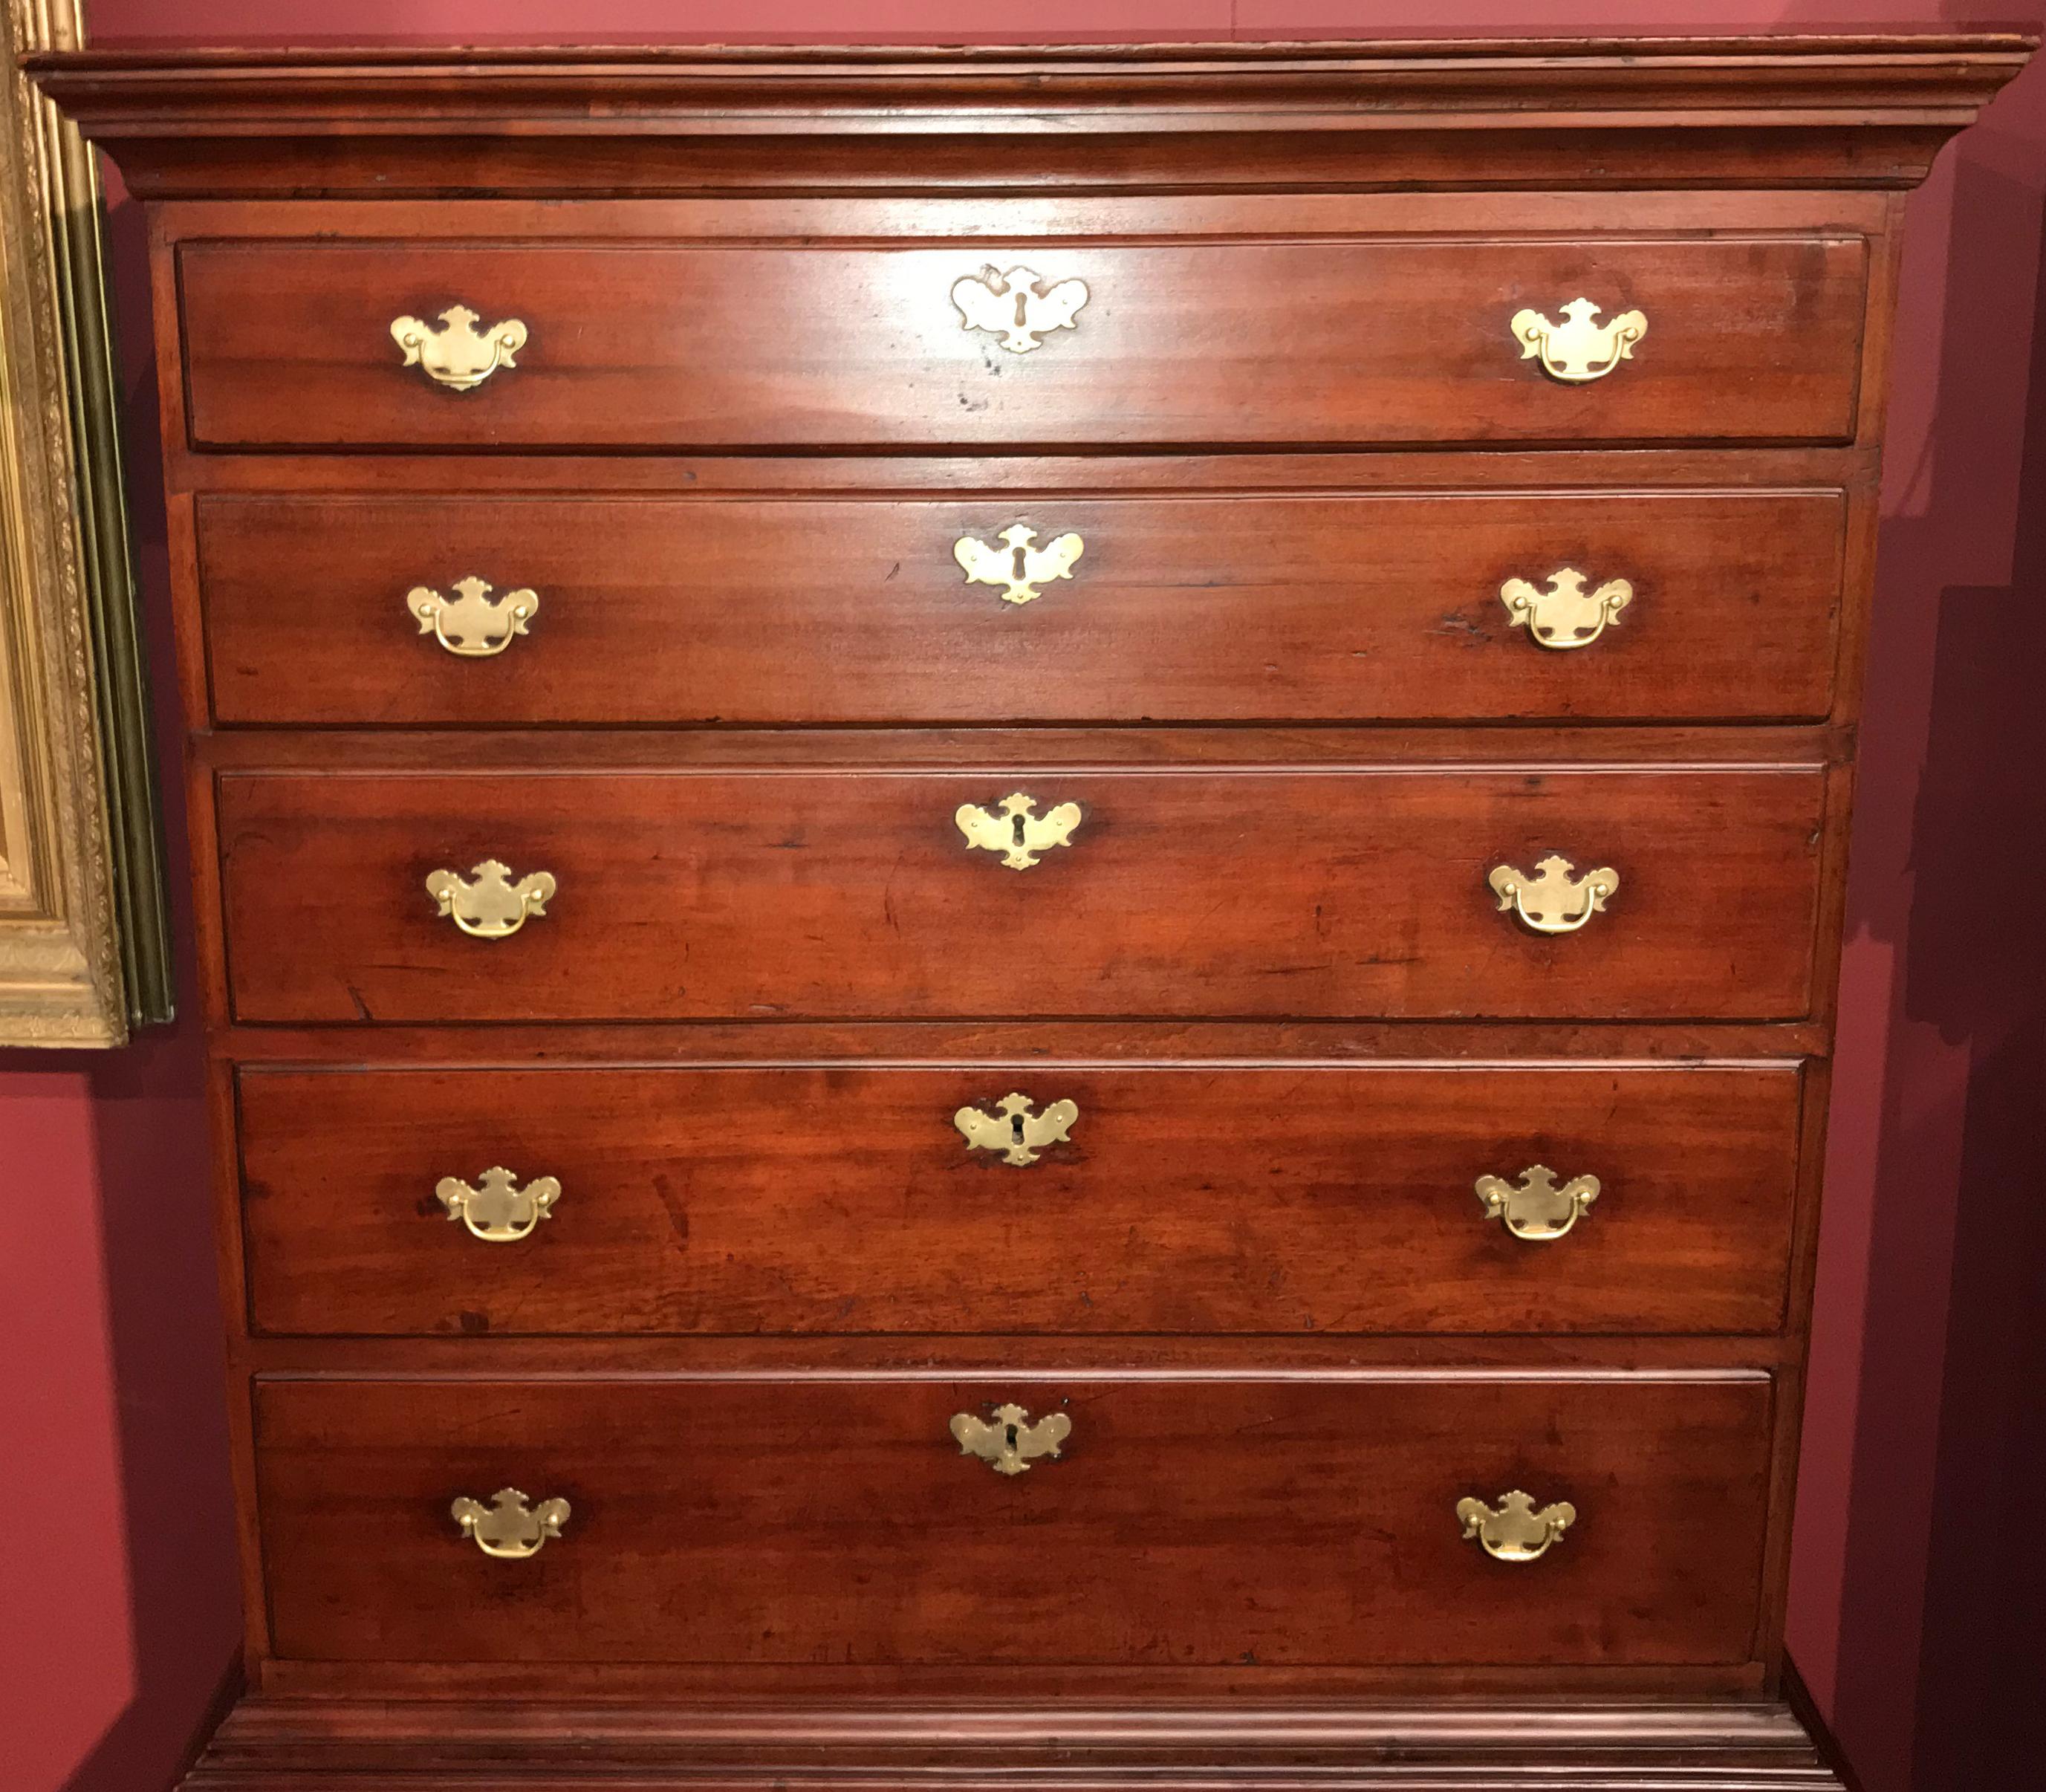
35 34 2030 1792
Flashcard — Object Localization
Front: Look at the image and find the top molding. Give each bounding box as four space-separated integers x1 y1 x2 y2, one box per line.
27 36 2037 198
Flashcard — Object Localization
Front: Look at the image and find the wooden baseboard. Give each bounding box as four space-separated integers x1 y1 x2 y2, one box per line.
178 1692 1848 1791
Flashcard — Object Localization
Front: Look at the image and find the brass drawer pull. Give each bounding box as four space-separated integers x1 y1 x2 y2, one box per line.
954 525 1085 606
436 1166 561 1243
951 264 1088 353
1457 1490 1576 1562
391 305 527 391
955 791 1082 871
451 1487 570 1559
1509 297 1646 382
426 859 556 939
950 1403 1072 1476
1498 568 1631 649
1474 1164 1600 1241
1488 855 1618 935
955 1092 1079 1166
408 577 539 658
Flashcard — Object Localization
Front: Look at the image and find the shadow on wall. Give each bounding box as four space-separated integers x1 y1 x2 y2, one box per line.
1852 182 2046 1792
1816 2 2046 1787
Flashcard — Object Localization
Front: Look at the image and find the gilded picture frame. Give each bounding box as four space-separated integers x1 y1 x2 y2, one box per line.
0 0 170 1044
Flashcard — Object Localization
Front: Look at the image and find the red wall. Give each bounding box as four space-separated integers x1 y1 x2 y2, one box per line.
2 4 2039 1788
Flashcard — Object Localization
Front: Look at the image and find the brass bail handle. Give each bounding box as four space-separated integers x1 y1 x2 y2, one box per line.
451 1487 571 1559
436 1166 562 1243
426 860 556 939
1488 856 1618 935
1508 298 1647 383
1498 568 1631 649
409 577 540 657
1473 1165 1600 1242
1456 1490 1576 1562
391 305 528 390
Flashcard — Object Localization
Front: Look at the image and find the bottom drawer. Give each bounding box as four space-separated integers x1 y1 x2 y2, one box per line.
256 1373 1772 1666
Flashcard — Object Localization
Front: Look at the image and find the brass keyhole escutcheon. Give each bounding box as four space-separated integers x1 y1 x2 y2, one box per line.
955 791 1082 871
953 525 1084 606
950 265 1089 353
954 1092 1079 1166
950 1403 1073 1476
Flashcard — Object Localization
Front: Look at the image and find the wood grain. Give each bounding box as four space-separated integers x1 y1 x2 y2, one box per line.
27 33 2030 1781
213 766 1828 1025
177 1689 1840 1790
195 490 1846 726
236 1062 1803 1338
176 237 1867 452
253 1371 1773 1667
32 37 2034 199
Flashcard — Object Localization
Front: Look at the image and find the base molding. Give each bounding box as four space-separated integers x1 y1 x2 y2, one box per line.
181 1694 1847 1791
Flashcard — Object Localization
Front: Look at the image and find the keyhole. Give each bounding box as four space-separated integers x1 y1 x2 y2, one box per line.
1004 1421 1021 1449
1010 812 1028 848
1010 1111 1027 1146
1010 542 1030 585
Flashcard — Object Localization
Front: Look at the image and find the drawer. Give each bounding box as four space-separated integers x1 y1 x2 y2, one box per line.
177 236 1867 450
256 1372 1773 1666
215 767 1828 1024
196 490 1846 726
238 1064 1803 1338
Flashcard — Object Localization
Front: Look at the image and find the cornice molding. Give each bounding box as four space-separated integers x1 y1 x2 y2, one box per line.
27 36 2037 197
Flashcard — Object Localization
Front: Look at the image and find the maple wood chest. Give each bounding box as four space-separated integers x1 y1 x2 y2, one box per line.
33 34 2030 1792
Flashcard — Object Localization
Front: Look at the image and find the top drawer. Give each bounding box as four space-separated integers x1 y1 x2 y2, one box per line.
176 235 1868 452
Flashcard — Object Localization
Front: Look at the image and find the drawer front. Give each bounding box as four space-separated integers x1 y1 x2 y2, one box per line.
238 1063 1803 1338
215 767 1827 1025
256 1374 1772 1666
178 236 1865 450
197 491 1845 727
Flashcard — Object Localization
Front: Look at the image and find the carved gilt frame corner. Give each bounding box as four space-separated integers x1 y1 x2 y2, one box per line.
0 0 170 1045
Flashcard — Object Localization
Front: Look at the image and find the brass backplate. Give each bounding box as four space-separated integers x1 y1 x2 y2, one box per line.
1473 1164 1601 1241
409 576 539 656
450 1487 571 1559
949 1403 1073 1475
1508 297 1647 381
954 1091 1079 1166
436 1166 562 1242
954 525 1084 605
955 792 1082 870
1455 1490 1576 1562
391 305 527 389
1488 856 1619 935
425 859 556 938
950 265 1088 352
